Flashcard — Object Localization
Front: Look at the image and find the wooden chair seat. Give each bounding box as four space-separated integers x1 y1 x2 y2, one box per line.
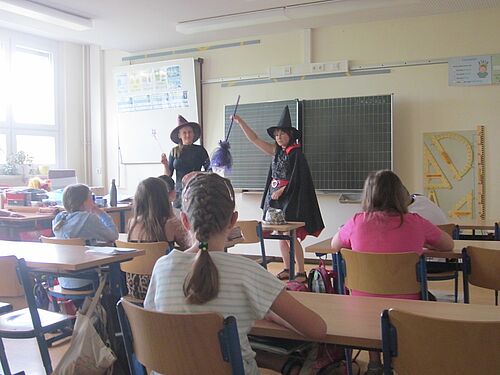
0 309 74 338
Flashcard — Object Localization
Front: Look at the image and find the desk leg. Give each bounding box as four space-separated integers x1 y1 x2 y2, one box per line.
289 229 296 281
109 263 127 299
120 211 126 233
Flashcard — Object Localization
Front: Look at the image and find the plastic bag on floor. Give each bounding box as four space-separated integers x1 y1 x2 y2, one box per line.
53 276 116 375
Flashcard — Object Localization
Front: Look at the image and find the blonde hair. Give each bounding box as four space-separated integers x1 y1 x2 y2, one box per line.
53 184 90 231
181 173 235 304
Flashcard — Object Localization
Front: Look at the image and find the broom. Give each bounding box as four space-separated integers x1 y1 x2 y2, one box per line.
210 95 240 172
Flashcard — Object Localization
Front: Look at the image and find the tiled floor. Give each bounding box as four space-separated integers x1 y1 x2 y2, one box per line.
3 260 497 374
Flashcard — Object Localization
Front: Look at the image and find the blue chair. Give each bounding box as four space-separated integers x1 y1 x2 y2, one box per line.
335 249 428 375
116 298 245 375
462 245 500 305
39 236 97 312
381 308 500 375
0 257 74 375
426 223 460 303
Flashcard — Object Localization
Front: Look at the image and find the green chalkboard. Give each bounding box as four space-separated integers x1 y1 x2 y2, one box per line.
303 95 393 191
224 100 298 190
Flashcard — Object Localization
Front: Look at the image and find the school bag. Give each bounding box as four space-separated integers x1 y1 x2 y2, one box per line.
307 259 337 294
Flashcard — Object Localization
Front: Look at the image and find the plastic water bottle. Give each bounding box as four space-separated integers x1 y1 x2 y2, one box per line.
110 179 117 207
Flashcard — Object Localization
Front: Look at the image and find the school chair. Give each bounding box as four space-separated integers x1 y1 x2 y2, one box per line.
39 236 97 311
115 240 170 303
336 249 429 300
381 308 500 375
426 223 460 302
116 298 245 375
0 256 74 375
462 245 500 304
235 220 267 269
335 249 428 375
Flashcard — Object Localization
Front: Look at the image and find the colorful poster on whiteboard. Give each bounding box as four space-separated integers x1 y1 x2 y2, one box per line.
115 64 189 113
448 55 492 86
113 58 201 164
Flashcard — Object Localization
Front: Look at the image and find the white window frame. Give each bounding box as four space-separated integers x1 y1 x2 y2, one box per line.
0 29 62 169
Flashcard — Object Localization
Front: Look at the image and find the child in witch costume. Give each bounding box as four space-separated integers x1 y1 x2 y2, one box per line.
161 115 210 209
233 106 324 282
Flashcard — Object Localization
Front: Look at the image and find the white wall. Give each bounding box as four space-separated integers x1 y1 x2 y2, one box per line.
61 42 85 181
102 7 500 257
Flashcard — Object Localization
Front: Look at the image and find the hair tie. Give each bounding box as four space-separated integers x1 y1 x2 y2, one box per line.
199 241 208 252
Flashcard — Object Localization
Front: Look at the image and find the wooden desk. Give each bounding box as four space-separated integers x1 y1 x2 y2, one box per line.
261 221 305 280
0 240 144 273
251 292 500 350
306 238 500 259
0 240 144 373
0 204 132 240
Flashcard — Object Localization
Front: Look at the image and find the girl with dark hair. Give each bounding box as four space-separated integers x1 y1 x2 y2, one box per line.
144 173 326 375
331 170 453 375
233 107 324 283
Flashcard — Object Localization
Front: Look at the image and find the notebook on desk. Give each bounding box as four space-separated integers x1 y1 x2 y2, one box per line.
85 246 137 255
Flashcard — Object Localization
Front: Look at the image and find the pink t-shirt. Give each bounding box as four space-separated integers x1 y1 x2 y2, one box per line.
338 211 442 300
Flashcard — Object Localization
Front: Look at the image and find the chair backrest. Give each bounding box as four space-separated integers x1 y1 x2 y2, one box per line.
116 240 169 275
0 255 25 297
337 249 427 299
117 299 244 375
465 246 500 290
40 236 86 246
234 220 267 269
437 223 457 239
237 220 261 244
381 308 500 375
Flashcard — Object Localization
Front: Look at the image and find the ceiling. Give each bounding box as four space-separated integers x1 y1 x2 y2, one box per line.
0 0 499 52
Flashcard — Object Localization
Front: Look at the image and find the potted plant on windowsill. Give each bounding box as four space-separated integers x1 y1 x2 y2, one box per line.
1 151 34 180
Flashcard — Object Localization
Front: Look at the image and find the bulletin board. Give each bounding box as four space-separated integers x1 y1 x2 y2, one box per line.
114 58 202 164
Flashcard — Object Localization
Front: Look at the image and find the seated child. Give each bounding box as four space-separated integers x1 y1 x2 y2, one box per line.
331 170 453 375
126 177 191 299
145 173 326 375
53 183 119 289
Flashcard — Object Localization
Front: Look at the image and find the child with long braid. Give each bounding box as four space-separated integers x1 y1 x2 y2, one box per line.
144 173 326 375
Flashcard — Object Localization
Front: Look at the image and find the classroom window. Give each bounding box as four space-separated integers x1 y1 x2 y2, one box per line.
16 135 56 165
0 31 60 171
12 46 55 125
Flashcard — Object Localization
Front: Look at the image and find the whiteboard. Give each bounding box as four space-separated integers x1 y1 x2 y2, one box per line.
114 58 201 164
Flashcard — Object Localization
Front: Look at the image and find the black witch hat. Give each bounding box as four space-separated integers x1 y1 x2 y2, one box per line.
266 106 301 141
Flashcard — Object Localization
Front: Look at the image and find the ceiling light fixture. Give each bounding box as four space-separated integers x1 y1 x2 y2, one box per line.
0 0 93 31
176 7 288 34
176 0 416 34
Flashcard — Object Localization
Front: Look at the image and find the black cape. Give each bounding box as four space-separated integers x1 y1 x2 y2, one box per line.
261 147 324 237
